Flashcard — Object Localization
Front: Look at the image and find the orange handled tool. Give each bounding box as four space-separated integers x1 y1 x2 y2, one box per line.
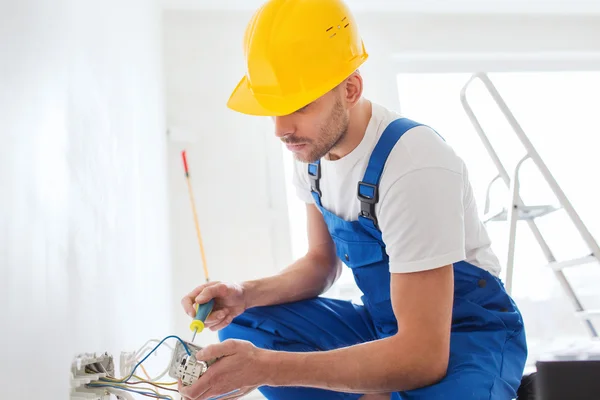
182 150 213 341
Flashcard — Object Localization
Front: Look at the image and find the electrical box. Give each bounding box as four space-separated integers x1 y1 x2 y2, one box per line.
70 352 115 400
168 339 216 386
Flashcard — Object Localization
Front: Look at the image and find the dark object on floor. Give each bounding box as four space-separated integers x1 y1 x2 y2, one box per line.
517 372 537 400
535 360 600 400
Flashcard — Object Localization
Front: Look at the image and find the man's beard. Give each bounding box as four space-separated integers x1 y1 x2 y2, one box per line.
285 99 349 163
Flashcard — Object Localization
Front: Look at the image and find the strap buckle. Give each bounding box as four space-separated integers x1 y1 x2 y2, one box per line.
308 162 321 197
357 181 378 227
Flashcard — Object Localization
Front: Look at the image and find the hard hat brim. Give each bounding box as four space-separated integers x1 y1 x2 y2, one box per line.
227 76 289 117
227 52 368 117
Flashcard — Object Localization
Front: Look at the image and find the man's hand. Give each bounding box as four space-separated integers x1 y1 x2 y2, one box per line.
181 282 247 331
178 339 269 400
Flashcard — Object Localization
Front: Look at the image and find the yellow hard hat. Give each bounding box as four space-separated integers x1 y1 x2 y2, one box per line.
227 0 369 117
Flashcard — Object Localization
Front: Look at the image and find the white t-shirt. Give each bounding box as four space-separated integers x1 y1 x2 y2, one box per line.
292 102 501 277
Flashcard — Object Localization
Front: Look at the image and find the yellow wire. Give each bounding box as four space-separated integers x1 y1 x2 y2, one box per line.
185 172 210 282
90 379 174 400
132 374 178 386
101 374 177 387
139 364 152 381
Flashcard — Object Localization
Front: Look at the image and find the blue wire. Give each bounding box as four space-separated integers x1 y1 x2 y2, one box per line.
86 382 172 399
208 389 241 399
119 335 192 383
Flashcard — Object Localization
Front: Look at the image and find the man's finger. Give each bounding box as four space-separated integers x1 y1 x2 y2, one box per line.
205 310 228 326
204 310 229 329
182 298 197 318
180 378 211 400
177 380 192 400
187 281 219 300
195 283 228 304
182 282 220 317
209 315 234 331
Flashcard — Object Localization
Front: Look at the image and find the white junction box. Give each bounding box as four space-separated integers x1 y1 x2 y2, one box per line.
168 339 215 386
176 355 208 386
70 352 115 400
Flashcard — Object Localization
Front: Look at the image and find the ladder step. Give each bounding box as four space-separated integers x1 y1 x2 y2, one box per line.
483 204 561 223
546 255 598 271
576 310 600 319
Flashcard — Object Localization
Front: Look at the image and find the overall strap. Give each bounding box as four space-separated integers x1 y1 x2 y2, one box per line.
357 118 423 231
308 160 322 206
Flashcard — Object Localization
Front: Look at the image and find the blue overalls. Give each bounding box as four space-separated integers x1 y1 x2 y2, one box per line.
219 118 528 399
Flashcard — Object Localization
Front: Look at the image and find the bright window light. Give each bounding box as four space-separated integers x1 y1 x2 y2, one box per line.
397 71 600 365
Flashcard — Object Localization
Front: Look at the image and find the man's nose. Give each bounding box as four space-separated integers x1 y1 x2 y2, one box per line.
273 116 295 139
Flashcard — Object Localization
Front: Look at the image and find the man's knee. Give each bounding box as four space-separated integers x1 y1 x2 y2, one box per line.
216 306 327 354
216 309 283 351
217 323 235 342
217 314 252 342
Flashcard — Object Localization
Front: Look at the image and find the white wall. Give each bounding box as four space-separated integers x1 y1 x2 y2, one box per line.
0 0 171 398
163 11 293 343
164 0 600 14
359 13 600 54
163 10 600 342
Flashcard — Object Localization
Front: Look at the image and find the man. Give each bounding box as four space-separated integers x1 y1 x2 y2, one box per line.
180 0 527 399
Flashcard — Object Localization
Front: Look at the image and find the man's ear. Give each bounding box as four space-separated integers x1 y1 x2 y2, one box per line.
342 71 363 108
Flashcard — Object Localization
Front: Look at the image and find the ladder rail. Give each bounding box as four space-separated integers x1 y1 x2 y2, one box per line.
462 72 600 259
460 72 599 338
513 155 597 337
460 74 557 266
483 175 502 215
505 155 530 295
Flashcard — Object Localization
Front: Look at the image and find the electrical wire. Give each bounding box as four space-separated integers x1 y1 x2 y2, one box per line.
122 379 179 393
102 375 178 391
107 387 136 400
132 374 178 386
135 339 174 359
112 335 191 384
100 375 178 392
98 369 240 400
86 335 184 399
140 364 153 381
84 335 197 399
122 382 172 399
125 335 238 400
135 339 160 358
133 339 176 382
86 382 173 400
136 362 171 383
209 390 242 399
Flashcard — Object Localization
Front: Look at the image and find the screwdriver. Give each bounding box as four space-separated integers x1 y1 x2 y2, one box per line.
190 299 215 342
182 150 214 343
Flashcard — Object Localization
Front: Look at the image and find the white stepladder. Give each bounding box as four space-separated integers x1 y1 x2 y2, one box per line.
460 72 600 339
